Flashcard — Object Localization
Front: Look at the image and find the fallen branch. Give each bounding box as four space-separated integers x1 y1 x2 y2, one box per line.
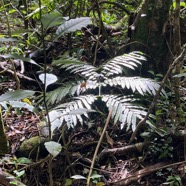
99 142 149 159
110 160 186 185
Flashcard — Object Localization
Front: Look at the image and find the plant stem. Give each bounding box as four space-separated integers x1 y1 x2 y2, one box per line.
38 0 53 185
86 109 112 186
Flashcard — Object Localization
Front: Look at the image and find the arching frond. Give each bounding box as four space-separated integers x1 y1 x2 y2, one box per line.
104 76 160 95
52 56 99 80
102 95 147 131
46 81 81 105
52 56 86 68
54 95 97 128
102 52 146 76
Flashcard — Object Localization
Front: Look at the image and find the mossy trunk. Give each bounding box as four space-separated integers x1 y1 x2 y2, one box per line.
131 0 172 74
0 106 9 155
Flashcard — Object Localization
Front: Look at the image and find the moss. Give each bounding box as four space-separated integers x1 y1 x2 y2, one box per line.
17 136 48 158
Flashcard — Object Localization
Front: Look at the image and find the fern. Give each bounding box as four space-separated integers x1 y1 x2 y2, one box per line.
104 77 160 95
47 51 165 130
51 94 147 131
52 56 100 80
46 81 82 105
102 51 146 76
102 95 147 131
53 95 97 128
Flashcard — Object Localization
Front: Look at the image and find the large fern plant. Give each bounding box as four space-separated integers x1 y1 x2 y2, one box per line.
46 52 164 133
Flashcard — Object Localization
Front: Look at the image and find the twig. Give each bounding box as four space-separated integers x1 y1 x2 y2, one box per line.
129 44 186 144
86 109 112 186
0 62 36 81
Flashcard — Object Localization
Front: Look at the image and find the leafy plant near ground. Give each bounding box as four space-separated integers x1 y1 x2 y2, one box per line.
45 51 165 132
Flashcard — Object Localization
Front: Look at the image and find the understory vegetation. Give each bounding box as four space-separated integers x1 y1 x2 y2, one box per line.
0 0 186 186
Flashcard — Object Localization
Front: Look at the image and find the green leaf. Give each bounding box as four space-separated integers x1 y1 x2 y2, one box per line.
17 157 32 164
56 17 91 38
44 141 62 157
25 5 45 19
41 11 66 30
90 174 103 179
0 90 35 102
65 178 73 186
13 170 25 177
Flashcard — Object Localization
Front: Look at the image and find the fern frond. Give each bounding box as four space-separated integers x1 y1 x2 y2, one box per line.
52 56 100 80
104 76 160 95
102 95 147 131
46 82 81 105
102 52 146 76
55 95 97 128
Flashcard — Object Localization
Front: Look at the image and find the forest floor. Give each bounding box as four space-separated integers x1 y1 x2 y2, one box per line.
1 107 186 186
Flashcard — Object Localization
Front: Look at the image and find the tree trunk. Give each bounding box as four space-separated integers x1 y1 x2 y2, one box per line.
130 0 172 74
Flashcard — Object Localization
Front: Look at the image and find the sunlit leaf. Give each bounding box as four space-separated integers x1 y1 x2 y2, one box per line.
71 175 87 180
0 90 35 102
9 101 34 112
39 73 58 90
56 17 91 38
44 141 62 157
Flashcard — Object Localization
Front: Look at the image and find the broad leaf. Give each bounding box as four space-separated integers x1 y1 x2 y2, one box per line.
56 17 91 38
44 141 62 157
8 101 34 112
39 73 58 90
41 11 66 30
0 90 35 102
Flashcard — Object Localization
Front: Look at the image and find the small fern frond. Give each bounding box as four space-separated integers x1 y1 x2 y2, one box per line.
55 95 97 128
52 56 99 80
104 76 160 95
102 95 147 131
46 82 81 105
102 52 146 76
